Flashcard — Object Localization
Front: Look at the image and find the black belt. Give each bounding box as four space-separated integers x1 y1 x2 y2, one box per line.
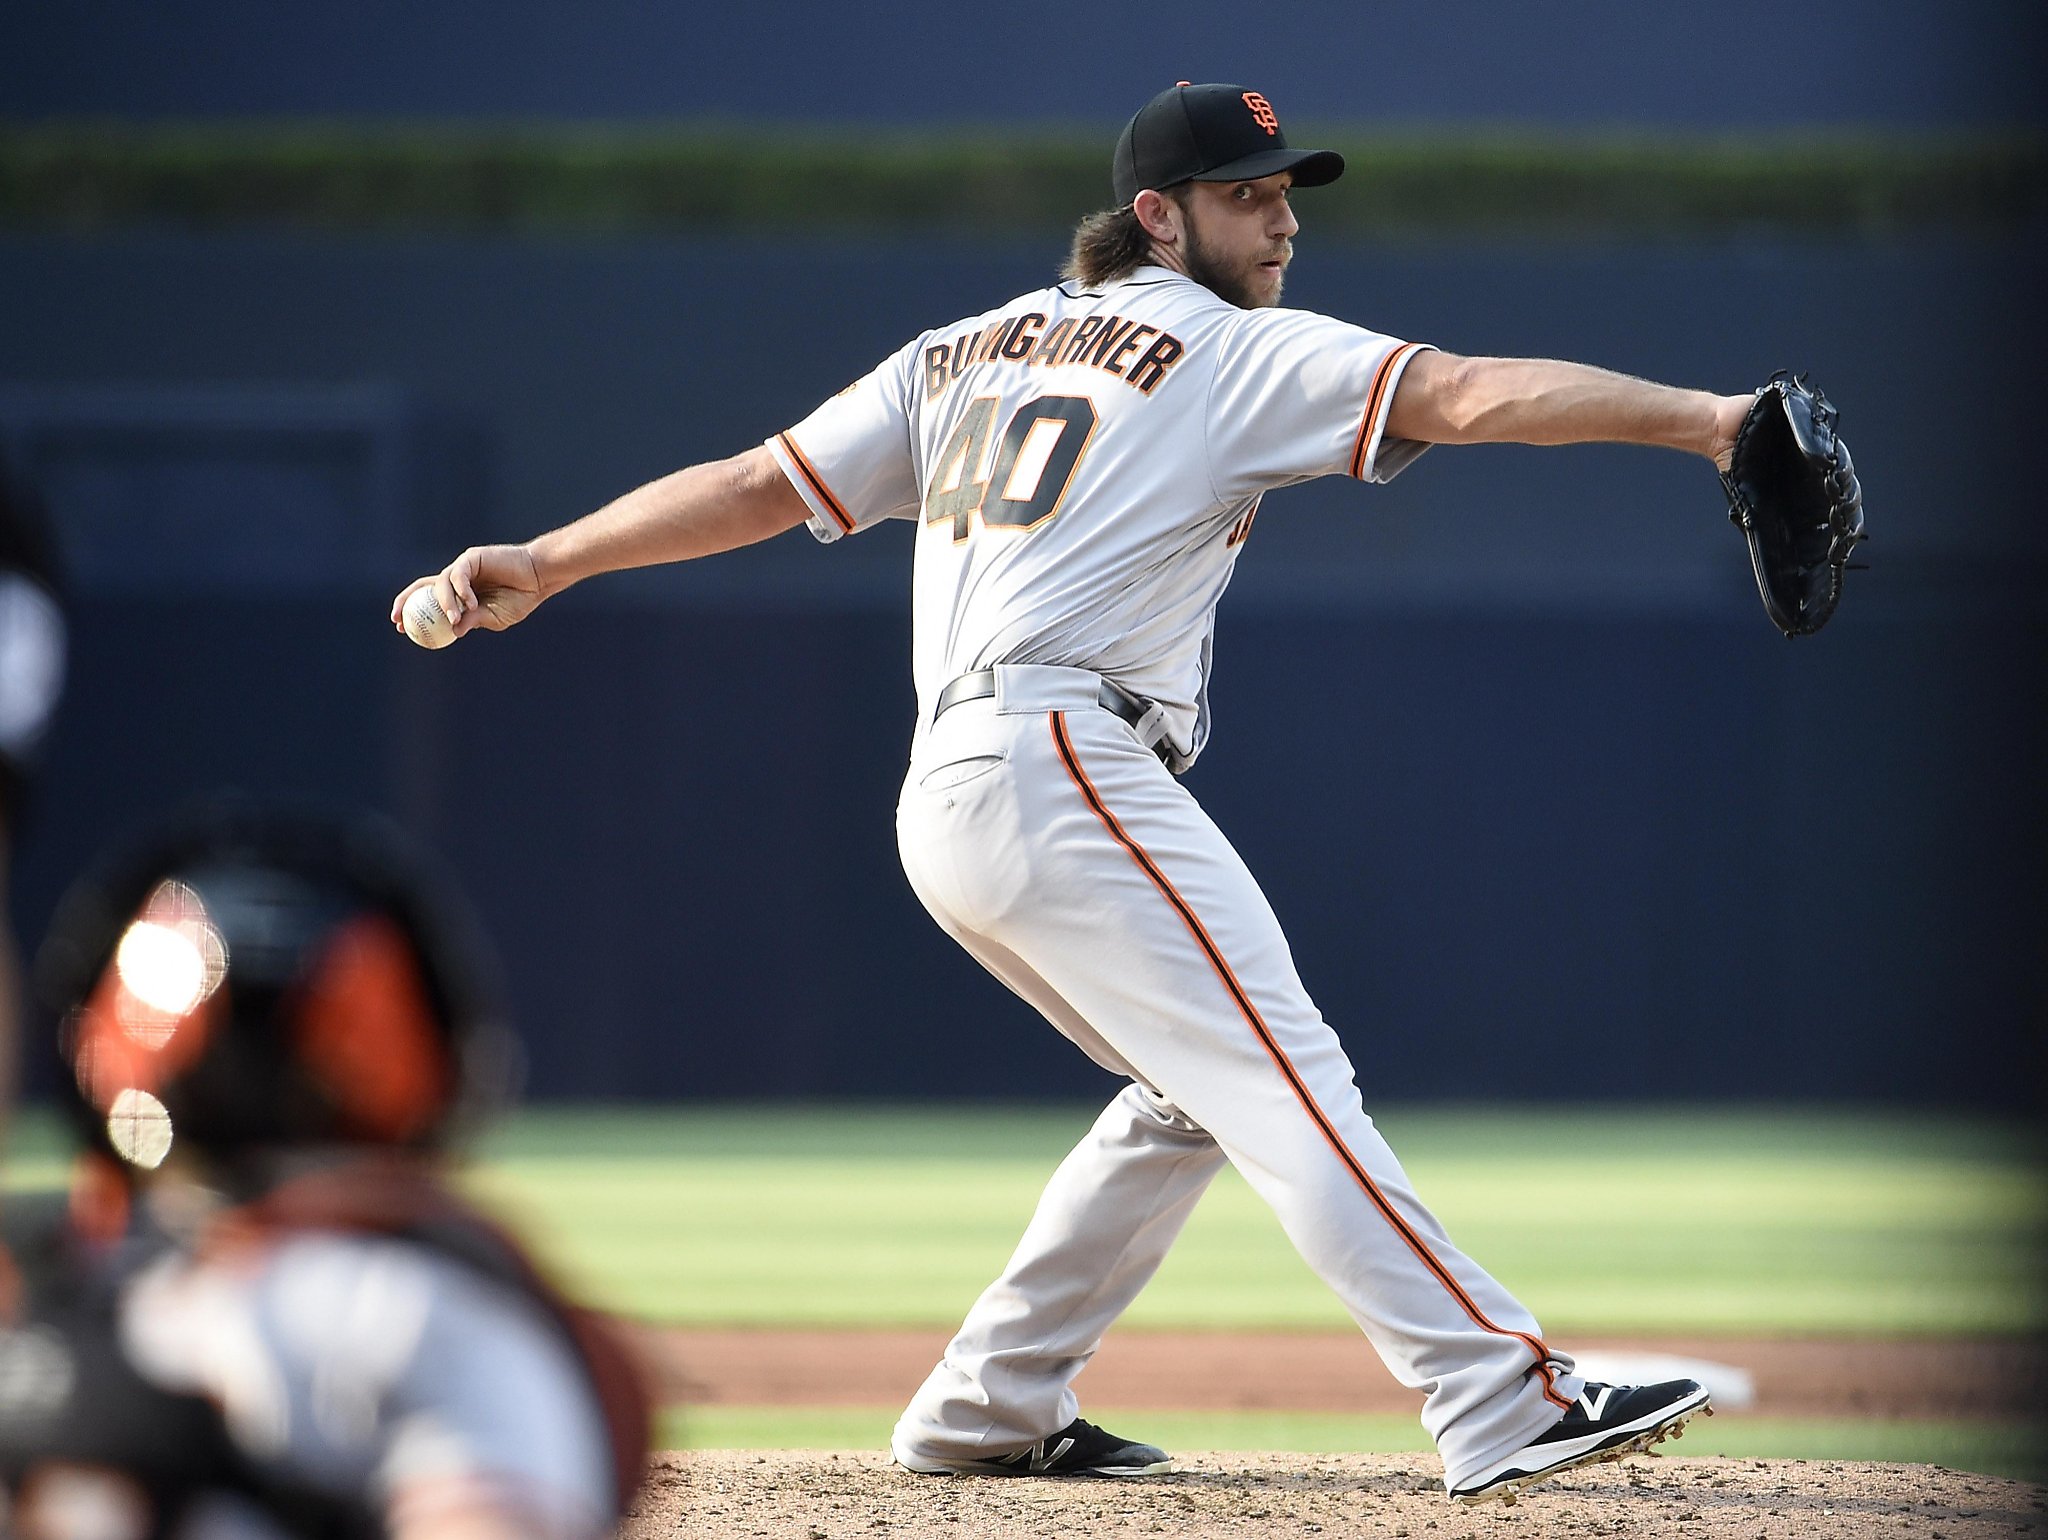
934 669 1169 762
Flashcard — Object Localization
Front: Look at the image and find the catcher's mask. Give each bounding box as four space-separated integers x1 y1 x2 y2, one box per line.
38 804 514 1177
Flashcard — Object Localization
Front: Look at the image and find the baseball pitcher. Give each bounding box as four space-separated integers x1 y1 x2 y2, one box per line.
393 82 1862 1504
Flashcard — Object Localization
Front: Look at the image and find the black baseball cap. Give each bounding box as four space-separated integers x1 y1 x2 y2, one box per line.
1112 82 1345 207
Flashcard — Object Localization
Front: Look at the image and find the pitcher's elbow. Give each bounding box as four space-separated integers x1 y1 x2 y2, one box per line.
1434 355 1492 440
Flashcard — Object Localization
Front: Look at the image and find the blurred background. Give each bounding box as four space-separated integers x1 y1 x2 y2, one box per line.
2 0 2043 1111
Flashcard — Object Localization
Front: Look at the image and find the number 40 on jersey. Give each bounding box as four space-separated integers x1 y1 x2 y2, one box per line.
926 395 1099 542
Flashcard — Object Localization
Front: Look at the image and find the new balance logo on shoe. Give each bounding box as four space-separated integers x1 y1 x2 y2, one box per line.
898 1418 1174 1478
1447 1379 1712 1506
1009 1435 1078 1472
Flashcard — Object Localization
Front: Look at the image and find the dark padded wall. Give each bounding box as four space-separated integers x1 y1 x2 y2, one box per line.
3 233 2040 1105
5 0 2042 127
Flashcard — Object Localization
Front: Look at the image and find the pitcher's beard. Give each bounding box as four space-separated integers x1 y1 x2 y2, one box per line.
1186 226 1285 310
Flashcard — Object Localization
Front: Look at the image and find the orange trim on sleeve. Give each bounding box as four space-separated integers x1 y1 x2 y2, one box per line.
777 431 856 533
1049 710 1569 1409
1349 342 1424 480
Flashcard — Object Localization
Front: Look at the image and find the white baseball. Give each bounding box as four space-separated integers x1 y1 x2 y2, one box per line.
402 586 458 650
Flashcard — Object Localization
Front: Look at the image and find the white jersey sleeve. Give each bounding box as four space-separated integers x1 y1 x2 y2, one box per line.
1205 309 1434 503
767 336 925 544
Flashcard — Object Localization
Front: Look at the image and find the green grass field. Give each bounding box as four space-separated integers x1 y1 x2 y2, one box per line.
9 1103 2043 1478
475 1103 2048 1483
443 1104 2045 1338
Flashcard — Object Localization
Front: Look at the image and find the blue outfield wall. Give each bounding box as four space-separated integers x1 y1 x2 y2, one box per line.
4 0 2042 129
2 232 2042 1107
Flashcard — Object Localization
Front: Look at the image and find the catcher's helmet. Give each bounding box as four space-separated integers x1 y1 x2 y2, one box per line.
38 804 512 1175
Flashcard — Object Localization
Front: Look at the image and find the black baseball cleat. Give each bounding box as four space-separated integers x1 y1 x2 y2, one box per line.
897 1418 1174 1477
1447 1379 1712 1505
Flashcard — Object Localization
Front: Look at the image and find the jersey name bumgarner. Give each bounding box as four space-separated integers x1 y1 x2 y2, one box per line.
923 312 1188 401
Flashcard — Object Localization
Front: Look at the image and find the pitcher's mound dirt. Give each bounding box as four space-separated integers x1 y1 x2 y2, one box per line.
629 1450 2044 1539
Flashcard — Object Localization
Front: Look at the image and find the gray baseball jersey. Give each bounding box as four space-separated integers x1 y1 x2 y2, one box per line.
769 264 1430 767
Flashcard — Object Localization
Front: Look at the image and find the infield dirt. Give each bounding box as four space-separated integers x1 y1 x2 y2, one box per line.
627 1449 2044 1538
625 1329 2045 1535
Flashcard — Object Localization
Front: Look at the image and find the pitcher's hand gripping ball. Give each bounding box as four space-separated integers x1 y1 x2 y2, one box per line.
402 586 458 649
1720 372 1867 637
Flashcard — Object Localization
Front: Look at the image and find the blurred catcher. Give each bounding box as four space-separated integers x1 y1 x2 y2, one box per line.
0 806 651 1540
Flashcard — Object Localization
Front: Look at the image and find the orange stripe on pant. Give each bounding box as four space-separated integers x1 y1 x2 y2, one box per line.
1047 709 1567 1409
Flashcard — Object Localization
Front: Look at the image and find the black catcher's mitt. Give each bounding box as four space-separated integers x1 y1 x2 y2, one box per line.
1720 372 1867 637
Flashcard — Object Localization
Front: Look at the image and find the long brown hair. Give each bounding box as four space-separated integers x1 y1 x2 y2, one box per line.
1060 186 1190 287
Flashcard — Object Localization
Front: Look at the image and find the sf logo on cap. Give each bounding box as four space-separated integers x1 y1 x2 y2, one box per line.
1242 92 1279 136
